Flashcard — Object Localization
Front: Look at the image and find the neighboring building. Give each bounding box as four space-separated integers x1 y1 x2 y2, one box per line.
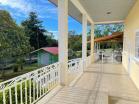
32 47 58 66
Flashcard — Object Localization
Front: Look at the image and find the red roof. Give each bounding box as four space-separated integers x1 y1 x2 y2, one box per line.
41 47 58 55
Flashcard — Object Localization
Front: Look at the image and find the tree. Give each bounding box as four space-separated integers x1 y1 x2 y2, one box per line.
113 24 124 32
45 34 58 47
22 12 47 49
0 32 11 75
94 24 124 38
68 31 82 59
68 34 82 51
11 28 30 71
94 25 102 38
0 10 30 74
103 25 111 36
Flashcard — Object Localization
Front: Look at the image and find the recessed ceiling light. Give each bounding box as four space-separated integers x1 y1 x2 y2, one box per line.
107 12 111 14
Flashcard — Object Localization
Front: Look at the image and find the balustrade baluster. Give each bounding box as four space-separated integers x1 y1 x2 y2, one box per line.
25 80 27 104
20 82 23 104
9 88 12 104
3 90 6 104
29 79 32 104
15 84 18 104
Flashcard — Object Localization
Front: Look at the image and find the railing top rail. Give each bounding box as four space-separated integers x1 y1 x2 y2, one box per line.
68 58 81 62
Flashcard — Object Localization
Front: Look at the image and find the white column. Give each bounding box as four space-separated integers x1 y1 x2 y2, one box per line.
82 14 87 70
90 24 94 63
58 0 68 86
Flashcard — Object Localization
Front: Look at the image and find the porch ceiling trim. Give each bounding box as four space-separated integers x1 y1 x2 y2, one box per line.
94 20 124 25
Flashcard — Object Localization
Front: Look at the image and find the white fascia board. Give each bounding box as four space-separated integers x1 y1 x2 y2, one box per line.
94 20 125 25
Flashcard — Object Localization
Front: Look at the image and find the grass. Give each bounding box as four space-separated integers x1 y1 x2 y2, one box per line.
0 63 42 82
24 63 41 71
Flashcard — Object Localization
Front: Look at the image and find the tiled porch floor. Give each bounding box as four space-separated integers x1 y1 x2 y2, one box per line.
37 62 139 104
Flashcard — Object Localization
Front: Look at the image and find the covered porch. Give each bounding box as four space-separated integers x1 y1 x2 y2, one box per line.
37 0 139 103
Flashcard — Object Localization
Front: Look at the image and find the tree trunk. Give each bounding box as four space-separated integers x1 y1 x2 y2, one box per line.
1 67 5 77
13 64 18 72
21 64 23 70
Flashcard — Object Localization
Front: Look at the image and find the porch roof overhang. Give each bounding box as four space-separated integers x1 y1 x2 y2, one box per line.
94 32 123 43
49 0 136 24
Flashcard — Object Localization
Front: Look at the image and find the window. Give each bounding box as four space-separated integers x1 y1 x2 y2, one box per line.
135 31 139 58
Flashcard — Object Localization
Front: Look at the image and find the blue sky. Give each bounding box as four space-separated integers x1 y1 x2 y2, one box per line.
0 0 82 39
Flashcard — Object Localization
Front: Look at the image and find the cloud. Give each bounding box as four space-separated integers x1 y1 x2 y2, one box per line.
0 0 58 18
49 30 58 39
0 0 59 34
46 8 57 14
36 4 57 14
0 0 32 14
41 15 53 19
49 30 58 33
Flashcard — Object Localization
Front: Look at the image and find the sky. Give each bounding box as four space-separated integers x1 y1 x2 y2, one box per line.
0 0 82 39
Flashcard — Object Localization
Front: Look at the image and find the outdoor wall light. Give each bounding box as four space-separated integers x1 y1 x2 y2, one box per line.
107 12 111 15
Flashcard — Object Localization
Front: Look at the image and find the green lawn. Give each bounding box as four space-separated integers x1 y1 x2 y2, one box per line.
0 63 42 82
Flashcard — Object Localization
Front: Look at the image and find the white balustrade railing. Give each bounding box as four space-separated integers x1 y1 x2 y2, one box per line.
68 57 92 72
94 52 100 62
0 58 90 104
93 51 122 63
86 56 91 67
68 58 83 73
0 62 60 104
